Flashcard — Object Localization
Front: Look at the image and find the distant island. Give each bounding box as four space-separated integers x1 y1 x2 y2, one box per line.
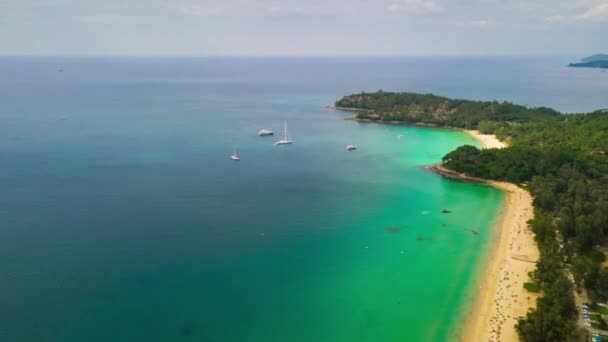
568 54 608 69
333 91 608 342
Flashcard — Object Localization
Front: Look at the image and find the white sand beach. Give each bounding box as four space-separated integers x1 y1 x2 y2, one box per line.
460 130 539 342
465 130 508 149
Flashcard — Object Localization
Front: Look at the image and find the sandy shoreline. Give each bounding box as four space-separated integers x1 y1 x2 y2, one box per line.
328 104 539 341
452 131 538 342
464 130 509 149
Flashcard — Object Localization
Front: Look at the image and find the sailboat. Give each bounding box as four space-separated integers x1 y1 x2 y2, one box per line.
275 121 293 145
230 145 240 161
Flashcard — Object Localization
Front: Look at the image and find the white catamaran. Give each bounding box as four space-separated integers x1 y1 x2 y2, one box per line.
230 145 240 161
275 121 293 145
258 129 274 136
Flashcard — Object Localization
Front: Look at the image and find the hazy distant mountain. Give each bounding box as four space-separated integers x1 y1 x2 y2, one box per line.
569 54 608 69
581 54 608 62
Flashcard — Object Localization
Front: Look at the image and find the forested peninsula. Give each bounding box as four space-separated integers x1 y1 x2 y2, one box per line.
335 91 608 341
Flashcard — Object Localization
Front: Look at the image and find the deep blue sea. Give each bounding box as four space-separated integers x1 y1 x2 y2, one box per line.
0 56 606 342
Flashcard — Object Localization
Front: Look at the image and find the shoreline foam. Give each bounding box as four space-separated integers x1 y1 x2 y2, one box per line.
439 130 538 342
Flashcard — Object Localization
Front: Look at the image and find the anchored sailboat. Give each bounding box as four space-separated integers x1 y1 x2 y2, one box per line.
275 121 293 145
230 144 240 161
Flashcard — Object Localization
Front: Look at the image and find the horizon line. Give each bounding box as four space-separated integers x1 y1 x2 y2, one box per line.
0 53 585 58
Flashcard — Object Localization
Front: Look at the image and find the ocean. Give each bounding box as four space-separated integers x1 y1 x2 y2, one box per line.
0 56 606 341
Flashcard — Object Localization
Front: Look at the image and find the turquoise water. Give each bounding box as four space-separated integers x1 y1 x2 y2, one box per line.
1 57 605 341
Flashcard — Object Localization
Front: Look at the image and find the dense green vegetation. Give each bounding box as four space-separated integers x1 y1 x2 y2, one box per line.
335 90 561 128
524 282 541 293
590 303 608 316
335 91 608 342
516 274 579 341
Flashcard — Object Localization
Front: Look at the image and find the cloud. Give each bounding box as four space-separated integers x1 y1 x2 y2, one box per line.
388 0 442 13
173 0 326 17
545 1 608 24
455 19 495 28
471 19 492 28
545 15 568 24
81 14 141 24
581 1 608 21
179 4 222 16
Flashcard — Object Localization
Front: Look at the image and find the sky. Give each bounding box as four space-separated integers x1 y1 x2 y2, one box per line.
0 0 606 56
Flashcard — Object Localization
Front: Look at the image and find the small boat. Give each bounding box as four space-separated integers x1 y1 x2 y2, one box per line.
275 121 293 145
441 209 451 213
230 145 240 161
346 144 357 151
258 129 274 136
